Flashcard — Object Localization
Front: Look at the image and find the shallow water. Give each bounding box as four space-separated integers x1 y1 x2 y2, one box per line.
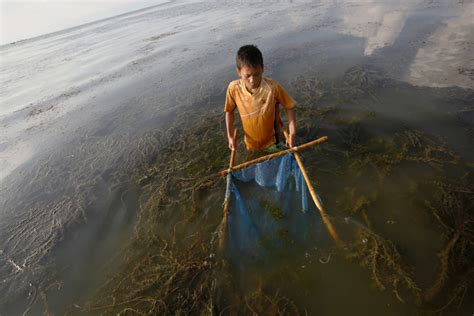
1 0 473 314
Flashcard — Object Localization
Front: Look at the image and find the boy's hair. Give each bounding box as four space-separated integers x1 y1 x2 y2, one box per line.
236 45 264 69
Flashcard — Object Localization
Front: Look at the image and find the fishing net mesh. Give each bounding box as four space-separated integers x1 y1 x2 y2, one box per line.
223 153 325 263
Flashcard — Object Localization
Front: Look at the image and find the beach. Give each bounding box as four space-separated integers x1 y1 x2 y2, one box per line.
1 0 473 314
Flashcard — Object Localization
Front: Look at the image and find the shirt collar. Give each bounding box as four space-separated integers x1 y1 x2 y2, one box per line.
240 77 267 97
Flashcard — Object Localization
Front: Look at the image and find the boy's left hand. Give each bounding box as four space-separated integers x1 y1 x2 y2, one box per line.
286 133 296 148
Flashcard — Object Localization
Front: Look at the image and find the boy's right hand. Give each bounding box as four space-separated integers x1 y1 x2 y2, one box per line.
228 129 238 151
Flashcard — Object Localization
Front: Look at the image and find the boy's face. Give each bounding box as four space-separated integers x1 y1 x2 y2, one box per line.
237 65 263 91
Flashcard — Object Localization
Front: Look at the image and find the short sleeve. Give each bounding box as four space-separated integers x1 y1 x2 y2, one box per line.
276 83 296 109
224 84 236 112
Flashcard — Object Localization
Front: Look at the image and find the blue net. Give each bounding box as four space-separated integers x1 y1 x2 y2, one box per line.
224 153 324 263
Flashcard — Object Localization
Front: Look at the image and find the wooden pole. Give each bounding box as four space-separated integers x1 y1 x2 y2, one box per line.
217 136 328 177
281 128 343 246
218 130 237 252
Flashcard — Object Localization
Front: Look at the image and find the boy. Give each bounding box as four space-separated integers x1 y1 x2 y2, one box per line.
224 45 296 153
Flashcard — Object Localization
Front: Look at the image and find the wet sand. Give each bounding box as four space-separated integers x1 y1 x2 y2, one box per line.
0 0 473 314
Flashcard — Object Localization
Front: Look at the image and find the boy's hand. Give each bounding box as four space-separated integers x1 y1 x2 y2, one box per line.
286 133 296 148
225 112 237 151
228 136 237 151
228 129 238 151
284 108 296 148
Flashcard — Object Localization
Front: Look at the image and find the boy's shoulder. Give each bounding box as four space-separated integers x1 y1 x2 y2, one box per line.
228 79 240 88
226 79 240 94
263 77 280 88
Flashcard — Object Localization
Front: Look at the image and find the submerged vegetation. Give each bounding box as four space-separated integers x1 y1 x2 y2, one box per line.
2 63 471 315
260 200 285 221
77 65 474 314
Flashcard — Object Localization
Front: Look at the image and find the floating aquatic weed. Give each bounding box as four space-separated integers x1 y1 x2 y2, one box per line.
326 64 388 105
75 65 474 315
0 97 227 313
343 175 474 311
288 67 473 312
344 190 378 228
342 65 387 89
242 287 301 315
346 225 421 304
79 101 329 313
289 75 327 106
340 143 472 312
418 177 474 311
342 129 460 182
78 108 235 314
83 233 216 315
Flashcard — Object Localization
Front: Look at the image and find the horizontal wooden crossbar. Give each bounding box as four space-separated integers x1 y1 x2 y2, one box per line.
217 136 328 177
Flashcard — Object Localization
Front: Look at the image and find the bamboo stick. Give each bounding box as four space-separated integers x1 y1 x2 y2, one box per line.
217 136 328 177
222 149 236 219
218 130 237 252
282 128 343 246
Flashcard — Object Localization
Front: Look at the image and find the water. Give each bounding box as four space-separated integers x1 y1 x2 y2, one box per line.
0 0 473 314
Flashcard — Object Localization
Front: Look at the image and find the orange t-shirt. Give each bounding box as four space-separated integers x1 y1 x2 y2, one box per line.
224 77 296 150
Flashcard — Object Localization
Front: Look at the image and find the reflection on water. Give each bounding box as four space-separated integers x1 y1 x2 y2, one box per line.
0 0 473 315
407 1 474 88
334 0 421 56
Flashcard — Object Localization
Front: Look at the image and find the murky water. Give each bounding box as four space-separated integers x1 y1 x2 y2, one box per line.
1 0 473 315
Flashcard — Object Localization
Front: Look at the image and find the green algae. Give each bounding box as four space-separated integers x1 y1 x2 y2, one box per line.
260 199 285 221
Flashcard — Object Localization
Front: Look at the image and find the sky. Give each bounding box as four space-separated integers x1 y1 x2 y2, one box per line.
0 0 166 45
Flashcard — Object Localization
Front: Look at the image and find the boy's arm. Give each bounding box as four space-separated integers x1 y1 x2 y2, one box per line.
225 111 237 150
275 81 296 147
285 108 296 148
